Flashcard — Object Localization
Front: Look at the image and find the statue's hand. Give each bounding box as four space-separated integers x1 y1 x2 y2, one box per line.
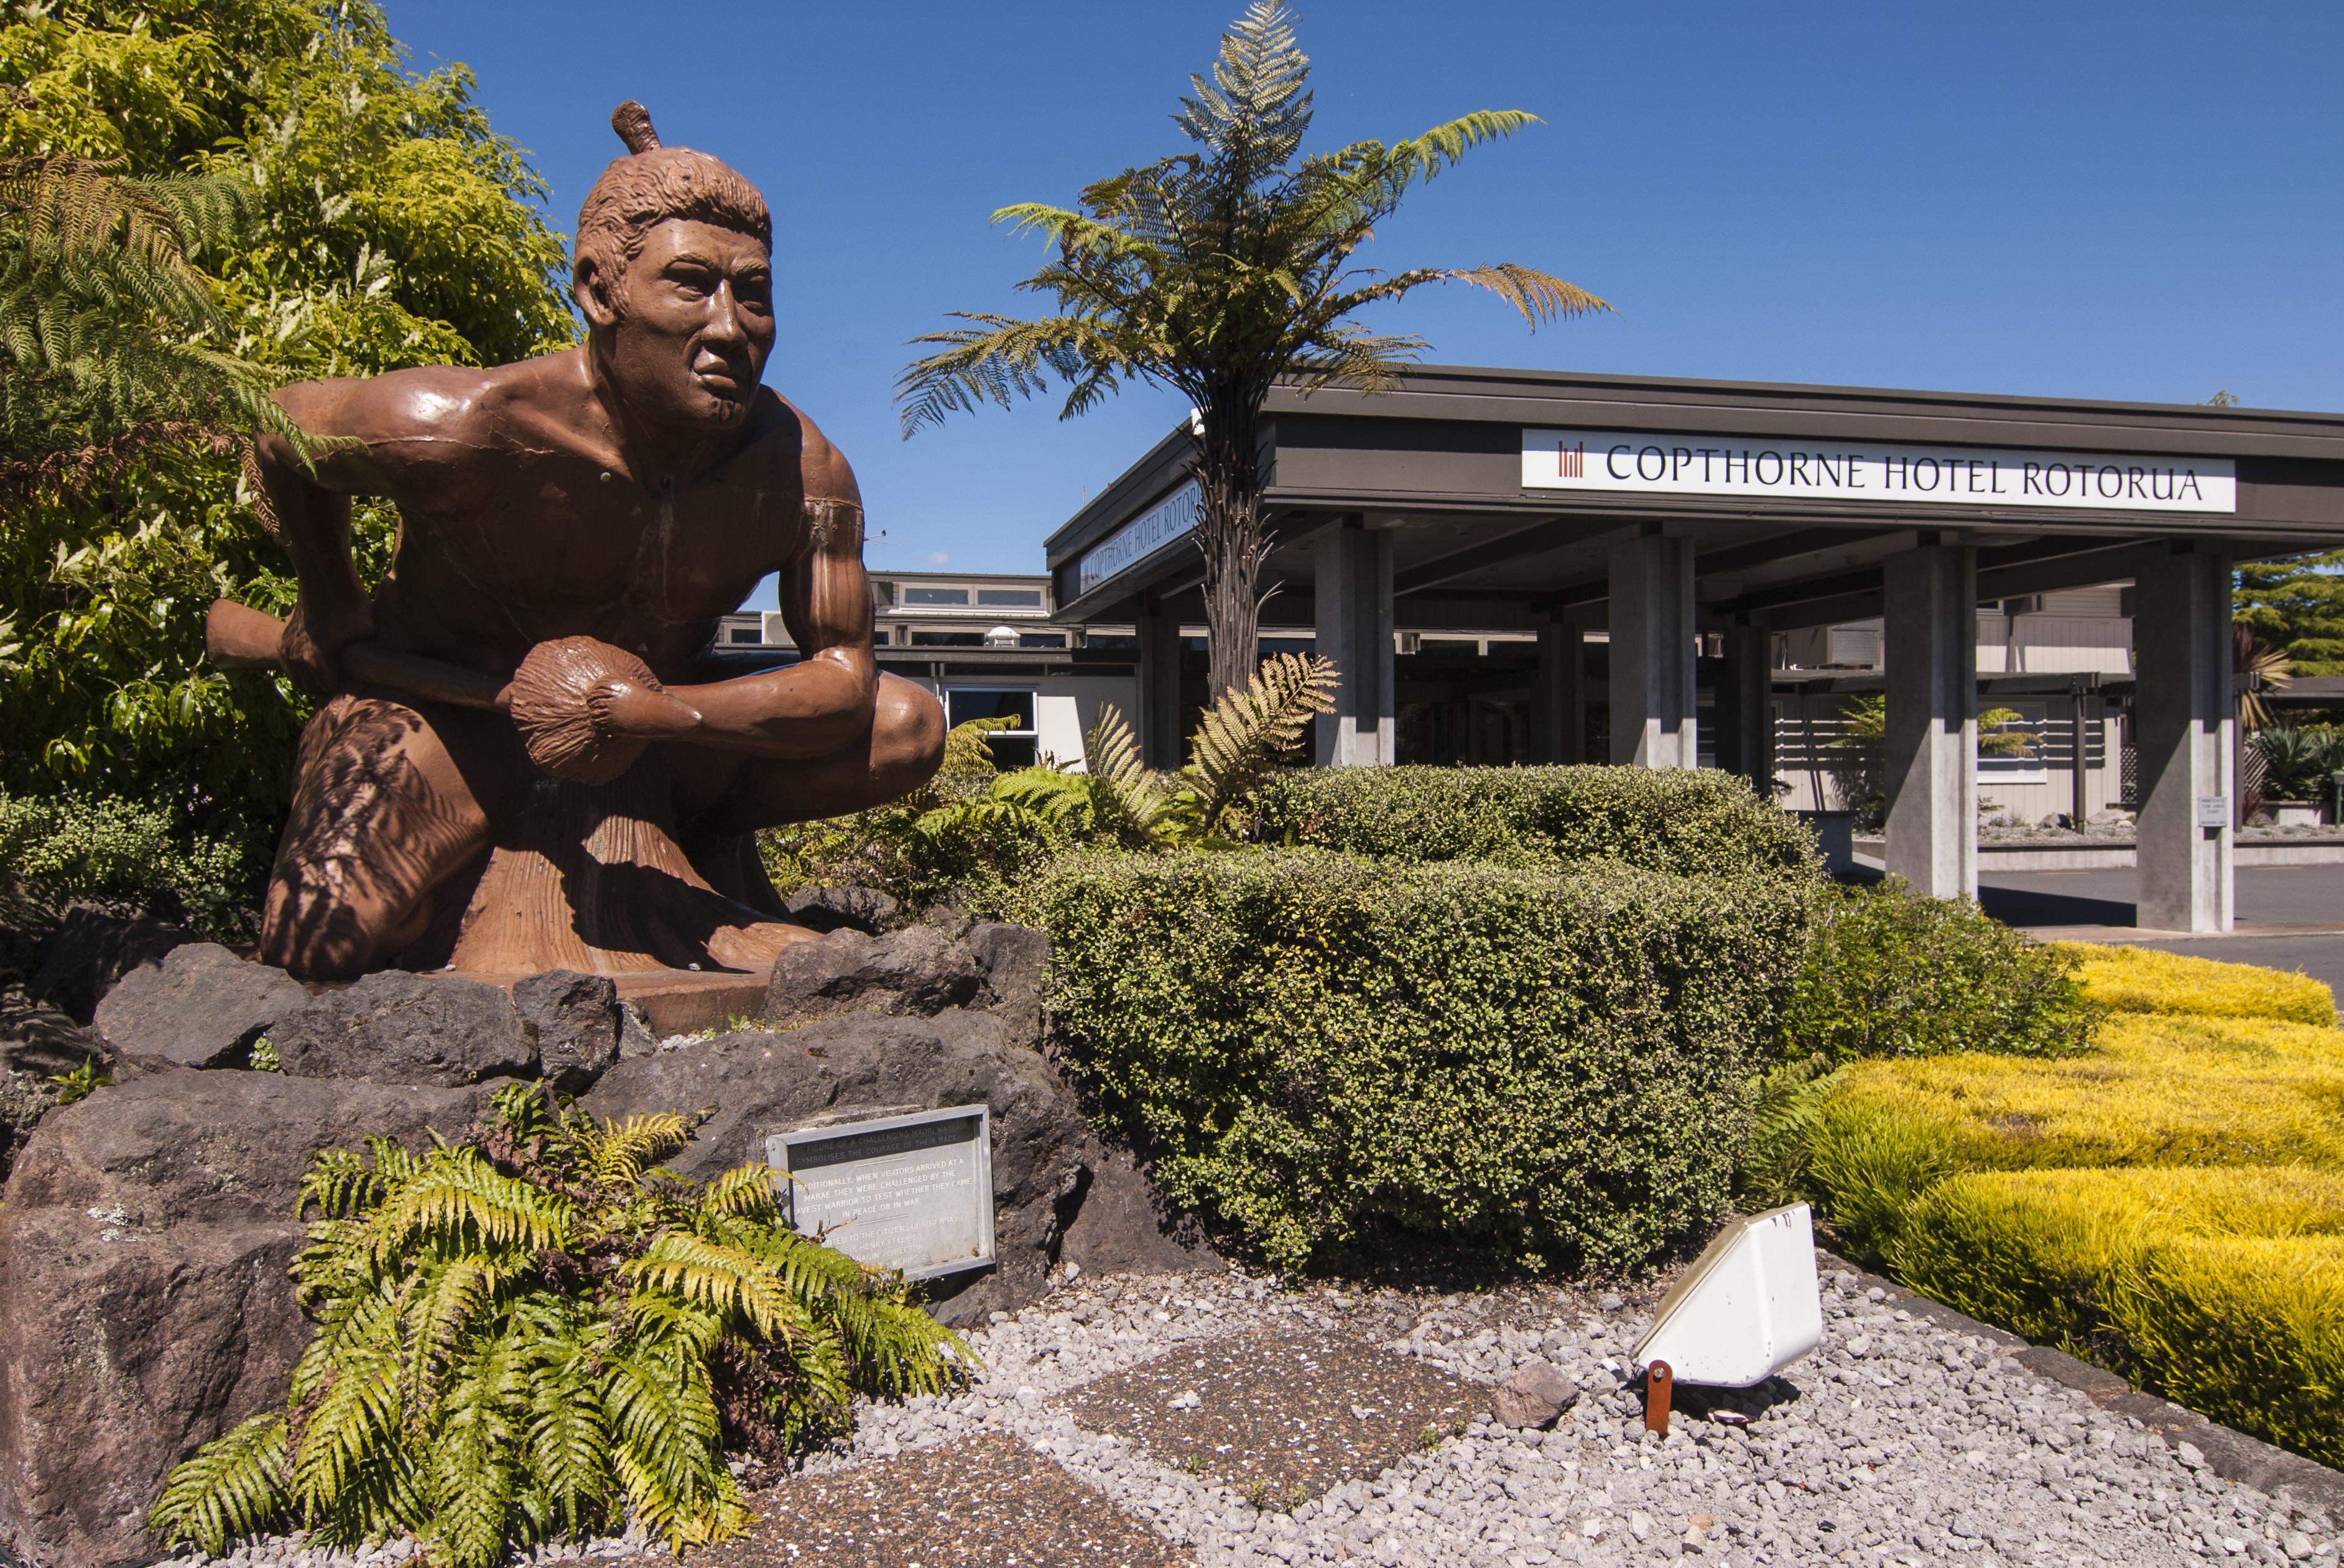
587 678 703 740
277 594 376 698
509 636 699 785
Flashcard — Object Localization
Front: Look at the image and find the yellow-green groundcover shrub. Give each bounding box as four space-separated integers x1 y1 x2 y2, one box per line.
1794 945 2344 1465
2055 943 2338 1027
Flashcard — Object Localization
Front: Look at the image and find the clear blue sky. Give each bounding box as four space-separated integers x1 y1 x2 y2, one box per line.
382 0 2344 594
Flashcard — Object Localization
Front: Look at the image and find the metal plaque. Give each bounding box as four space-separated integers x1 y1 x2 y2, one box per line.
2197 796 2231 828
764 1105 993 1281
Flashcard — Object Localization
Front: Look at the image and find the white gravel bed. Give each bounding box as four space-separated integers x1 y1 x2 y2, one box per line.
851 1263 2340 1568
159 1259 2342 1568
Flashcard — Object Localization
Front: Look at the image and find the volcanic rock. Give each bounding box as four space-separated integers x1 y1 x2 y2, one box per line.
762 924 985 1028
93 943 308 1071
272 969 536 1087
511 969 621 1092
0 1069 484 1568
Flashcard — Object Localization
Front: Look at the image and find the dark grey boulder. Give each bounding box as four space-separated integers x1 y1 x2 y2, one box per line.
272 970 536 1087
512 970 620 1092
94 943 308 1071
966 921 1050 1030
0 1068 485 1568
29 906 190 1024
783 883 902 936
762 925 984 1028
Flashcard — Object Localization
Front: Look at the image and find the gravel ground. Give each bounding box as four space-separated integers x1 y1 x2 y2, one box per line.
162 1259 2343 1568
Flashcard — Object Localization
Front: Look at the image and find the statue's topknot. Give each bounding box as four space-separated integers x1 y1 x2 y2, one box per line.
610 100 662 155
573 101 770 305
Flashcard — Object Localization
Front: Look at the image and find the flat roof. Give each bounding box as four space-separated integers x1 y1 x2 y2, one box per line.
1045 366 2344 632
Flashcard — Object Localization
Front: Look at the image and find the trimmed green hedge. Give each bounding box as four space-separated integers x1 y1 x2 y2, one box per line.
1781 880 2103 1063
1248 765 1822 881
1024 848 1810 1273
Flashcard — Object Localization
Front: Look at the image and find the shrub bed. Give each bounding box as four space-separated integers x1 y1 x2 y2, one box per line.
1022 848 1809 1274
1248 765 1821 881
2053 943 2338 1026
1781 880 2101 1062
1789 946 2344 1465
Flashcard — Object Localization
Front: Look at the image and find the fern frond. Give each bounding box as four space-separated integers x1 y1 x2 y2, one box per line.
1180 652 1339 833
525 1335 614 1536
627 1231 798 1340
697 1162 781 1221
425 1330 530 1568
149 1413 290 1555
1077 704 1177 841
364 1153 571 1259
585 1112 690 1189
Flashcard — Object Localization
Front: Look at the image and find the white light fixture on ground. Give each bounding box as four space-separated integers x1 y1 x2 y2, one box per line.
1631 1202 1825 1435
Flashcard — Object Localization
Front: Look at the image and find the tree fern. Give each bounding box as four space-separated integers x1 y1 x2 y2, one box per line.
151 1084 969 1567
899 0 1606 696
0 155 311 482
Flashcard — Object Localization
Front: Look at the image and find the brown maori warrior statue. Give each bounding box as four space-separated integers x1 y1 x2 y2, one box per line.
208 103 945 981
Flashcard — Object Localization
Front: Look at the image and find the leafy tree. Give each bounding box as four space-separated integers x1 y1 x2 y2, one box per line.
2237 551 2344 679
150 1085 966 1568
0 0 573 859
897 0 1605 699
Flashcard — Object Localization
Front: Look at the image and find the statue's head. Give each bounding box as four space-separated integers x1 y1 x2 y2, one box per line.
573 102 774 434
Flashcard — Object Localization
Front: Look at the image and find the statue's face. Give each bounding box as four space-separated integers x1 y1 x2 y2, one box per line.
596 218 775 433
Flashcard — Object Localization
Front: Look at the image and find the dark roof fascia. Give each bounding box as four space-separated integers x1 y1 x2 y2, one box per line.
1260 366 2344 461
1251 482 2344 546
1043 425 1195 567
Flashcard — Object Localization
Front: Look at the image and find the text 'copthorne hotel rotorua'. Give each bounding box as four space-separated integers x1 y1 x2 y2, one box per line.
1522 428 2236 513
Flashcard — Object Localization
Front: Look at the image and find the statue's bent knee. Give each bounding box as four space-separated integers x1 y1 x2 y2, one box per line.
874 675 947 790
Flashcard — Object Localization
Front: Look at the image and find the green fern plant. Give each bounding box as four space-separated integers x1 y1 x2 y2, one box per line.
916 652 1336 851
1177 652 1336 834
149 1086 968 1567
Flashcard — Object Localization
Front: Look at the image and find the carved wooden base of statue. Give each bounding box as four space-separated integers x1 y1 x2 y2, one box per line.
447 755 815 978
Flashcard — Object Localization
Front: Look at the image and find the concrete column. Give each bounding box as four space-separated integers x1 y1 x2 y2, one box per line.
1134 598 1184 769
2135 545 2234 933
1315 519 1396 767
1716 622 1776 796
1608 529 1698 768
1532 614 1578 765
1883 542 1978 899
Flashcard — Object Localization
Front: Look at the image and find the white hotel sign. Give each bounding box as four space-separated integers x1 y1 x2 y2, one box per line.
1077 477 1202 595
1522 429 2234 514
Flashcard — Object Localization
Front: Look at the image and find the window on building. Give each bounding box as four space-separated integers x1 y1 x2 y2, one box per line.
978 588 1044 607
726 625 761 645
945 688 1038 767
904 586 970 606
910 630 984 647
1017 632 1067 649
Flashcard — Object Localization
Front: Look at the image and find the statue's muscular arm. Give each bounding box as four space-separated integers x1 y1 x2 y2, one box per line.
251 368 484 693
661 410 877 759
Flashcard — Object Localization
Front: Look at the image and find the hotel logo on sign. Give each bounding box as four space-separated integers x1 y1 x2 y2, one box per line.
1522 429 2235 514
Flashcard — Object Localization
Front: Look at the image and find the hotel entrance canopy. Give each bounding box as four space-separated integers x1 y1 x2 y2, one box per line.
1042 366 2344 933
